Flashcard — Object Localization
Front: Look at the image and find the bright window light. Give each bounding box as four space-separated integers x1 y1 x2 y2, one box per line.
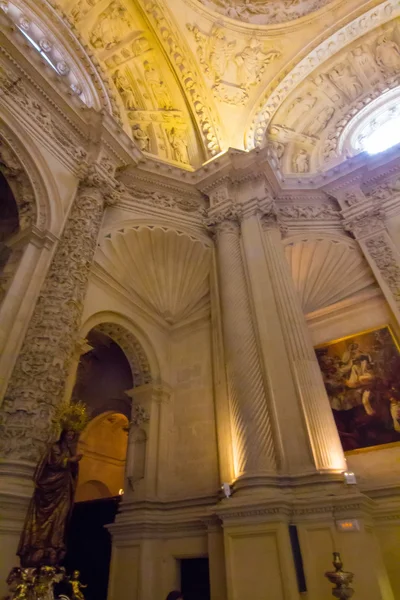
18 27 58 72
362 114 400 155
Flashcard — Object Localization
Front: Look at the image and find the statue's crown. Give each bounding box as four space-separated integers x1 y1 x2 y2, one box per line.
53 401 90 433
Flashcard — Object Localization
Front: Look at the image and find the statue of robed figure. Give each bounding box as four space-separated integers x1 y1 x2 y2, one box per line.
16 402 89 570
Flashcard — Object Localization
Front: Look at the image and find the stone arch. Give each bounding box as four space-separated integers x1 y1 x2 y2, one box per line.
80 311 160 387
245 0 400 152
76 411 129 501
2 0 118 116
0 110 62 233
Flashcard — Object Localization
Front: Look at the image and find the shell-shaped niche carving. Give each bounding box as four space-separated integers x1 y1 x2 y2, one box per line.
284 237 375 314
97 226 212 324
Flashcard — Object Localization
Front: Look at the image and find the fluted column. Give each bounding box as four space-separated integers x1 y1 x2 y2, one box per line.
0 166 120 462
257 207 346 472
209 204 276 482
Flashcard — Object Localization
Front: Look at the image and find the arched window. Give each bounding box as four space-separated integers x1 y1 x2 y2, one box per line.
341 87 400 157
1 1 91 104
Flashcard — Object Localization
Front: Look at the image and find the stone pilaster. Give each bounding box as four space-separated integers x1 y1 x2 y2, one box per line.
124 382 172 500
0 165 121 462
344 209 400 324
257 205 346 473
208 202 277 483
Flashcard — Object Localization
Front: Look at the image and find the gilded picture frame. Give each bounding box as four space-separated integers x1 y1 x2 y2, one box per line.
315 326 400 454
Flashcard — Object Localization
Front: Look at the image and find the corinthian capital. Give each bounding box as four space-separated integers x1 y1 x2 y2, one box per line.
78 163 125 206
344 209 385 240
206 201 242 234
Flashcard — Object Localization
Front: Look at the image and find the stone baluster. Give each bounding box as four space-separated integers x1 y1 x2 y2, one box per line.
0 166 120 462
257 205 346 473
208 202 277 484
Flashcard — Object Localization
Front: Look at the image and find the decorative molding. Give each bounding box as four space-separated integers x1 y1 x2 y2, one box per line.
246 0 400 150
140 0 223 157
94 322 152 386
365 234 400 307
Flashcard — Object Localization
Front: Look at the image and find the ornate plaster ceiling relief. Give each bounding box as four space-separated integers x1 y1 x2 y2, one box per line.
262 15 400 176
246 0 400 152
191 0 333 26
186 22 281 105
54 0 207 166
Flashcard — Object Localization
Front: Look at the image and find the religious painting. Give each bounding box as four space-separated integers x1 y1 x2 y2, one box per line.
315 326 400 453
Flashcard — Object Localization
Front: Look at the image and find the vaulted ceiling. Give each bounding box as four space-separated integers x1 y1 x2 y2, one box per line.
9 0 400 171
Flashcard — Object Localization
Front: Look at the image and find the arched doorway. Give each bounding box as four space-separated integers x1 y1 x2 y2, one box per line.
64 323 151 600
0 171 21 304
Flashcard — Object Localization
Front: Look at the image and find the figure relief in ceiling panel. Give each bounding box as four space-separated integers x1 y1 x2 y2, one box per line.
264 18 400 176
186 23 281 105
61 0 205 166
189 0 333 25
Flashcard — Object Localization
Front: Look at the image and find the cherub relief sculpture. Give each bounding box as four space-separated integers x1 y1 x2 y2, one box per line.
352 46 380 82
293 149 309 173
90 1 132 50
113 70 138 110
305 106 334 137
132 124 150 152
235 38 281 90
187 23 236 82
328 63 363 101
375 34 400 73
143 61 173 110
70 0 100 22
167 128 190 164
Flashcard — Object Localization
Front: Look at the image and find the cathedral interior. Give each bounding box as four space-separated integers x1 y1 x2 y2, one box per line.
2 0 400 598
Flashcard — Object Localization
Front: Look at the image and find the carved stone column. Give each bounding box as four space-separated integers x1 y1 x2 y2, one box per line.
0 166 120 462
344 209 400 323
208 203 277 485
256 205 346 473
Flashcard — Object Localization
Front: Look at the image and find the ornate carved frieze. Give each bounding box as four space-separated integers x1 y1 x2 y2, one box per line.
126 185 206 216
365 235 400 307
278 204 340 220
0 59 88 164
187 23 280 105
193 0 332 25
343 209 386 240
0 168 113 462
248 1 400 154
142 0 223 157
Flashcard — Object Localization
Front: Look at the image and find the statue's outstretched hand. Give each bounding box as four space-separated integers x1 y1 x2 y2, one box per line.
69 454 83 463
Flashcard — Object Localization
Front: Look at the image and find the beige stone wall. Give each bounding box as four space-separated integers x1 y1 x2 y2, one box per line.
169 321 220 498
